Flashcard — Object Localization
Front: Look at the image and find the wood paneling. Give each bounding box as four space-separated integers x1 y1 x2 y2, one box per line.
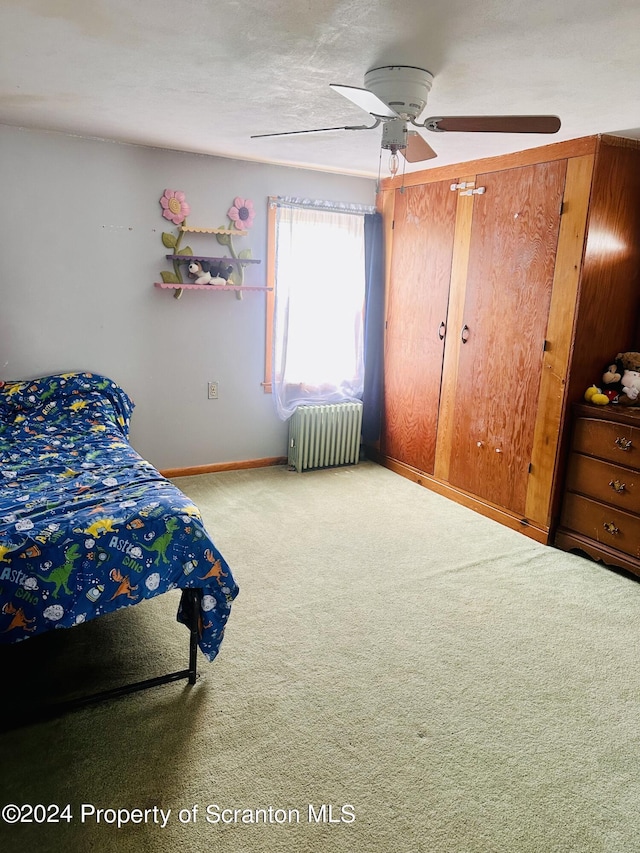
382 136 597 192
434 177 476 481
447 160 567 514
566 141 640 406
377 136 640 542
524 154 595 526
383 181 457 473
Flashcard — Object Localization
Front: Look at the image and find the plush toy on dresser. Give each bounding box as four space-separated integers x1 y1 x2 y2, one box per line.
584 352 640 406
617 351 640 406
601 358 624 400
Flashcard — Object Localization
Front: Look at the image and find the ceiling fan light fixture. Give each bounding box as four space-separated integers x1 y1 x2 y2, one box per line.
381 119 408 151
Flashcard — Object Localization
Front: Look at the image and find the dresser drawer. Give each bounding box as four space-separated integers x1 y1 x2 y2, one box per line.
565 453 639 511
561 492 640 560
573 417 640 469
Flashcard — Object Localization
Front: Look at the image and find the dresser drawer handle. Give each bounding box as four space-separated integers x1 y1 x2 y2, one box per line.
608 479 626 493
615 437 633 451
603 521 620 535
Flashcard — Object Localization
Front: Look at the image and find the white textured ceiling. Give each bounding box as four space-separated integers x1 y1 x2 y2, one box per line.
1 0 640 178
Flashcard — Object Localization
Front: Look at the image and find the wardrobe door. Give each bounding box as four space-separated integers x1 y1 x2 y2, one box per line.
383 181 457 474
447 160 567 514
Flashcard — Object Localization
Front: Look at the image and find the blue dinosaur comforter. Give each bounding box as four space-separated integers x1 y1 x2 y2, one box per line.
0 372 238 661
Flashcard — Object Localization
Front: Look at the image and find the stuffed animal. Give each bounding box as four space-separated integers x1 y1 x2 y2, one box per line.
584 352 640 407
211 261 234 283
614 352 640 406
616 351 640 372
619 369 640 406
601 358 624 402
584 385 610 406
188 260 234 285
188 260 216 284
603 359 623 387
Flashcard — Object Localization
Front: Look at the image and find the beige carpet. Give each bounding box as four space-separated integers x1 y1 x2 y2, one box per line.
2 461 640 853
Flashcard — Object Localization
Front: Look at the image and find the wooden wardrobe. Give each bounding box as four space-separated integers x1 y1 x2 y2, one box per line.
371 135 640 543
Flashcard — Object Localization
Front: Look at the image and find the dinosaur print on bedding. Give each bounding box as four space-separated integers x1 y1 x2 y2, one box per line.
0 372 238 661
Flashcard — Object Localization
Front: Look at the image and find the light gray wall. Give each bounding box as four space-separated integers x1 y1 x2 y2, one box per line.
0 124 375 470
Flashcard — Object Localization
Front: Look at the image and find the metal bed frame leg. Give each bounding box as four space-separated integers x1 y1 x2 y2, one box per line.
3 588 201 730
186 587 199 685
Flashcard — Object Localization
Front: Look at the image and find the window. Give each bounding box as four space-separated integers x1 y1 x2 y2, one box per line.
265 197 374 420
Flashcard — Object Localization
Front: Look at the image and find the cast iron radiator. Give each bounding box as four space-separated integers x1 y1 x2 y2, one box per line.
288 402 363 473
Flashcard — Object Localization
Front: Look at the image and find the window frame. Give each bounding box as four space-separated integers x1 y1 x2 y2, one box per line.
264 195 372 399
262 196 277 394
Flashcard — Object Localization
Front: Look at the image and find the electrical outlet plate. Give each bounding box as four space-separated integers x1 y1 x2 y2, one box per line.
208 381 218 399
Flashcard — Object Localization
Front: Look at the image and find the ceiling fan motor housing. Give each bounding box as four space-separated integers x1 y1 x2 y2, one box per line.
365 65 434 120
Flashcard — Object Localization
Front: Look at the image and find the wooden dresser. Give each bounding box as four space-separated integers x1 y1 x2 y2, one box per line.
555 404 640 575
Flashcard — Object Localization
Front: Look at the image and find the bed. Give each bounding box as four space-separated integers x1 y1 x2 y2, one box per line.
0 372 238 717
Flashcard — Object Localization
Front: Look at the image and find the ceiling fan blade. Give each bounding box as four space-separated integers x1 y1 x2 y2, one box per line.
251 122 376 139
330 83 399 119
402 131 438 162
425 115 561 134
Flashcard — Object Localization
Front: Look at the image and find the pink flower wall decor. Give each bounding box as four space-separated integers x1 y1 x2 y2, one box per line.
227 197 255 230
160 189 190 225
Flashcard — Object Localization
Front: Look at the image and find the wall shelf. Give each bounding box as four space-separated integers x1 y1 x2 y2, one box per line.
154 282 272 298
167 253 261 265
158 211 259 298
179 226 248 236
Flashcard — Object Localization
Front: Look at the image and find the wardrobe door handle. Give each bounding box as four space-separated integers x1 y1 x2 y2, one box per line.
438 321 446 340
461 324 470 344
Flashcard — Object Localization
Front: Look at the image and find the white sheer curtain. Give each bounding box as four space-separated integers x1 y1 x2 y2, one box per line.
272 201 367 420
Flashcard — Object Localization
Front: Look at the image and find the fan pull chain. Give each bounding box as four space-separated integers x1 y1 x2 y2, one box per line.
399 148 407 194
375 145 383 194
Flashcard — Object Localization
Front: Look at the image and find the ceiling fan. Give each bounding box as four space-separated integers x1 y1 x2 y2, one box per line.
251 65 561 171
